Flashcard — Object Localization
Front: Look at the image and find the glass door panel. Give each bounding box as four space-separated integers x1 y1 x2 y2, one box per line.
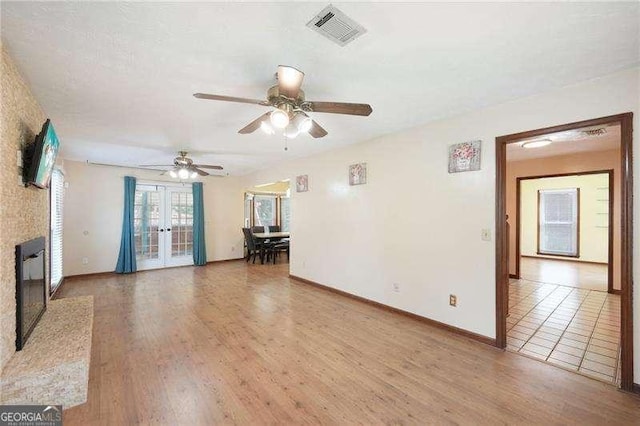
134 186 165 270
165 188 194 267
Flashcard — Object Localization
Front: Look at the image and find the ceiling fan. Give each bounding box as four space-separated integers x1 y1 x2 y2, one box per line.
194 65 373 139
140 151 223 179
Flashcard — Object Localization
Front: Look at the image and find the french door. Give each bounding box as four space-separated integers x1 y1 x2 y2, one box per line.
134 184 194 270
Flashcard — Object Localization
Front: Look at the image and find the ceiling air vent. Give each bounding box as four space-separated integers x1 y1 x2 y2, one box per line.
307 5 367 47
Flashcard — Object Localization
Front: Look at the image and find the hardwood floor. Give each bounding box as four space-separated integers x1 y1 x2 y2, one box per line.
57 261 640 425
520 256 609 291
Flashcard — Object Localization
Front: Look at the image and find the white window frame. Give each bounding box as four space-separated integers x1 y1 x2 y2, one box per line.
538 188 580 257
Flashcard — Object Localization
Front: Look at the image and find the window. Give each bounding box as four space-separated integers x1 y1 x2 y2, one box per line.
538 188 579 257
281 197 291 231
50 168 64 293
254 195 277 227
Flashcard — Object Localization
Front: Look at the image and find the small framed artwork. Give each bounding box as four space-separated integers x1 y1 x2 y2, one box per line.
349 163 367 185
296 174 309 192
448 140 481 173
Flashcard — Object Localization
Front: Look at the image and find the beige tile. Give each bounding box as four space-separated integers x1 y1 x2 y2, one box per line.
558 338 587 351
589 338 618 351
534 330 560 342
538 325 563 336
547 357 579 371
521 349 547 361
554 343 584 357
507 336 526 350
580 360 615 376
508 330 533 341
562 331 590 343
591 332 619 344
579 368 615 383
584 352 616 367
528 336 556 349
549 349 582 366
521 342 552 358
586 344 618 359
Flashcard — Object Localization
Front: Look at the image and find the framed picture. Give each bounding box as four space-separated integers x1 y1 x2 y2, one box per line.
448 140 481 173
296 174 309 192
349 163 367 185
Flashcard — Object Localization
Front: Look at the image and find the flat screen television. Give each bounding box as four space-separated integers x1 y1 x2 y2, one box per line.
24 119 60 189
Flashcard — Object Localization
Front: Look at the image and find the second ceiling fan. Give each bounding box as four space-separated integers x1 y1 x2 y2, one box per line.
194 65 372 139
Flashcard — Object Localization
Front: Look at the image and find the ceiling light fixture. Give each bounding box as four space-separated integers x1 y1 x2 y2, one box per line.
178 168 190 179
190 171 198 179
260 121 275 135
522 139 552 149
283 122 300 139
277 65 304 89
169 170 178 178
292 112 313 133
270 109 290 129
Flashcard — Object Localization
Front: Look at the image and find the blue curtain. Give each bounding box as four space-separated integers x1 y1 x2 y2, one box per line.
192 182 207 266
115 176 137 273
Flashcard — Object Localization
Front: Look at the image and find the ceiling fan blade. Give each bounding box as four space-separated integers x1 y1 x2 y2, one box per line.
193 164 224 170
191 166 209 176
193 93 270 106
308 120 328 138
238 112 271 134
307 101 372 116
277 65 305 99
139 164 173 167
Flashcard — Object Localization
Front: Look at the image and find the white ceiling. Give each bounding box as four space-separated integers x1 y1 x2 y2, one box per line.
2 2 639 175
506 123 621 162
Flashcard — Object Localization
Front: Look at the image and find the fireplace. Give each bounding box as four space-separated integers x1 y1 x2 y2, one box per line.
15 236 47 350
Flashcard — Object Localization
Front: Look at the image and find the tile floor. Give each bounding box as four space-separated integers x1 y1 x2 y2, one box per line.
507 279 621 384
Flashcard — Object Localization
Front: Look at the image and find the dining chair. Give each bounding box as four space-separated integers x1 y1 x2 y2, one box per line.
267 240 289 264
242 228 262 264
268 225 281 232
251 226 265 233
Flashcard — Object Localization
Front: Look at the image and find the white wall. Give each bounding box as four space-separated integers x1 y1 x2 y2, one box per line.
62 161 244 276
241 68 640 381
521 174 609 263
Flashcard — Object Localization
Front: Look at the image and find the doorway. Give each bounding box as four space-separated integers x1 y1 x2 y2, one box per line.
495 113 633 391
134 184 195 270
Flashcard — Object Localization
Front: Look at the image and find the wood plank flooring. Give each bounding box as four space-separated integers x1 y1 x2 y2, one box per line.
57 261 640 425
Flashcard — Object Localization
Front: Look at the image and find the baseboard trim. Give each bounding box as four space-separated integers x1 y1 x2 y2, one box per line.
207 258 244 264
65 271 115 281
289 274 497 347
509 274 518 279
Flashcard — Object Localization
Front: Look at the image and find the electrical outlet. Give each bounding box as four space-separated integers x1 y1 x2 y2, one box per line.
449 294 457 307
82 257 89 265
481 229 491 241
392 282 400 293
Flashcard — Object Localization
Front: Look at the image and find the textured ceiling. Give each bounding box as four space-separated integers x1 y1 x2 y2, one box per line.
1 2 639 175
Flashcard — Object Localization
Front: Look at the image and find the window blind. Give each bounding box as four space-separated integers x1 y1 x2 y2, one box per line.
538 188 579 256
50 169 64 291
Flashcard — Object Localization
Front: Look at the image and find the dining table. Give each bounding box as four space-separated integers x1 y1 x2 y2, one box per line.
252 232 290 264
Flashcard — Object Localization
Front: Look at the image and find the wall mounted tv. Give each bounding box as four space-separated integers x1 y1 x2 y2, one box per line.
24 119 60 189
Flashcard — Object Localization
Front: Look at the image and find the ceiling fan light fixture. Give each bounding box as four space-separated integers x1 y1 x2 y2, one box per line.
178 168 190 179
260 120 275 135
190 171 198 179
270 109 290 129
522 139 552 149
284 122 300 139
278 65 304 88
169 169 178 178
293 113 313 133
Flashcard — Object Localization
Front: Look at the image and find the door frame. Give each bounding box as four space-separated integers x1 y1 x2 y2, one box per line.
514 170 615 293
495 112 634 391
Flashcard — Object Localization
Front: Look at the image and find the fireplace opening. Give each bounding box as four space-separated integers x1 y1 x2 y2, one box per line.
15 236 47 350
